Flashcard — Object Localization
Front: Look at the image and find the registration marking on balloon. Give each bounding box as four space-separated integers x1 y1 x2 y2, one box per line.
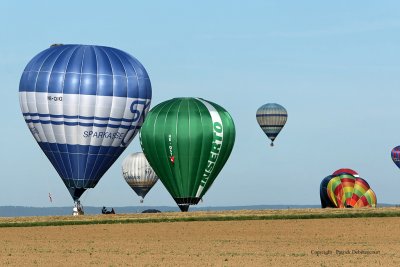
168 134 174 165
196 98 224 197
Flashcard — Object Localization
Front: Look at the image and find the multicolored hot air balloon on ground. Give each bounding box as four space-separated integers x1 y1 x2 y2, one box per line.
19 44 152 214
140 97 236 212
256 103 287 146
122 152 158 203
320 169 377 208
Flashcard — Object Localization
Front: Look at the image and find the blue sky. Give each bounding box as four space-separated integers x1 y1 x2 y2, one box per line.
1 1 400 207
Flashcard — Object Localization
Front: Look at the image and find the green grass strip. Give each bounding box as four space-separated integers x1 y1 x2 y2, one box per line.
0 211 400 228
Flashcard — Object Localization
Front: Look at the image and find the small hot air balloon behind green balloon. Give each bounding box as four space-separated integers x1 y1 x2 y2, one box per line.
122 152 159 203
140 97 236 212
256 103 287 146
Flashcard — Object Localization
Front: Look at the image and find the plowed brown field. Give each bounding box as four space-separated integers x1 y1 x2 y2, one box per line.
1 209 400 266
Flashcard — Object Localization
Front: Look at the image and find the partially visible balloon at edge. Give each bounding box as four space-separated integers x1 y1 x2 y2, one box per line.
391 146 400 169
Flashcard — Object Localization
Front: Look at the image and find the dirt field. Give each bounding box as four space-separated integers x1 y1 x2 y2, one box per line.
1 210 400 266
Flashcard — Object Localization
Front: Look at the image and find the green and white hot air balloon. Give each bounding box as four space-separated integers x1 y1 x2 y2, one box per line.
140 98 236 212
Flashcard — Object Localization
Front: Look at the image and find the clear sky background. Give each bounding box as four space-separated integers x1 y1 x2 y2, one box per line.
1 1 400 207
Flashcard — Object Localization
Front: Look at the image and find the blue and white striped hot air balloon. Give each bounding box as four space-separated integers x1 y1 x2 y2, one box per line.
256 103 287 146
19 44 152 206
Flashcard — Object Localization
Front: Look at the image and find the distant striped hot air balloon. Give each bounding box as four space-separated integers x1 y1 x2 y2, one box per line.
122 152 158 203
256 103 287 146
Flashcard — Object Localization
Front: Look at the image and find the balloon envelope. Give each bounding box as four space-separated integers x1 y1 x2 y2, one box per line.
320 175 335 208
391 146 400 169
320 170 377 208
256 103 287 146
140 97 235 211
19 44 152 200
122 152 158 200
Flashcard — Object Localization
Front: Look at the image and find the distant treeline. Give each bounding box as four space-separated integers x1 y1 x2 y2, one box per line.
0 204 398 217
